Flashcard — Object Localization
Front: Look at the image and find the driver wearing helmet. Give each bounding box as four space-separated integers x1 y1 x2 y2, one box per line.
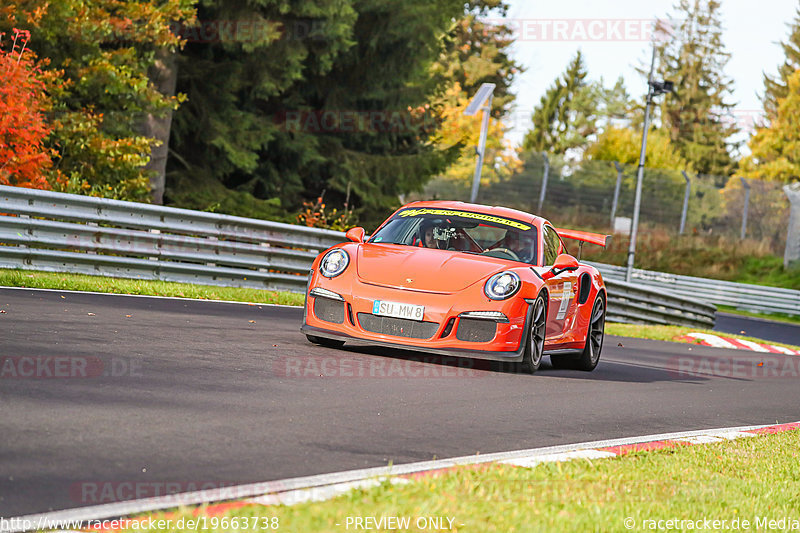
492 229 536 263
417 220 440 248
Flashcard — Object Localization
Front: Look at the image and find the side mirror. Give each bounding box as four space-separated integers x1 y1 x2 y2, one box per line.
541 254 579 280
345 227 365 243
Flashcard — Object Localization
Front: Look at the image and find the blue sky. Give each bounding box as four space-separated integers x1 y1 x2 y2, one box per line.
501 0 798 148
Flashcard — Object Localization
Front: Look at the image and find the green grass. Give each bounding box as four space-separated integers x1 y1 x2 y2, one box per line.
605 323 800 351
112 429 800 532
0 269 304 306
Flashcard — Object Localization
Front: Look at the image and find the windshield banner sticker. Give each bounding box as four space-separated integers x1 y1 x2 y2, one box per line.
397 208 531 231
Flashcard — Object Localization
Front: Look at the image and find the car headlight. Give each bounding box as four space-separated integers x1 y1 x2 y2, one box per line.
484 271 521 300
319 249 350 278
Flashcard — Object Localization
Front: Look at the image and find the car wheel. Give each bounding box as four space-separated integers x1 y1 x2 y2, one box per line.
306 335 345 348
575 294 605 371
552 294 605 371
521 293 547 374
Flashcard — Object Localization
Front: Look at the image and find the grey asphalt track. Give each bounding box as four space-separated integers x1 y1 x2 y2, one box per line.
1 287 799 517
714 311 800 345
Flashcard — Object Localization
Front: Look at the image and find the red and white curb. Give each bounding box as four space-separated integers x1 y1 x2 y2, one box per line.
6 421 800 533
679 332 800 355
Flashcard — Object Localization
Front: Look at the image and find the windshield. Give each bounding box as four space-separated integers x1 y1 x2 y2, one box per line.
368 207 538 264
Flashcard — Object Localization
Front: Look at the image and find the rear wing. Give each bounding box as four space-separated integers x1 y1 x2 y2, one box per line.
555 228 612 247
555 228 611 259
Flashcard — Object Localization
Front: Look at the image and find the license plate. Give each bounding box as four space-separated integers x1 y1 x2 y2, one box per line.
372 300 425 321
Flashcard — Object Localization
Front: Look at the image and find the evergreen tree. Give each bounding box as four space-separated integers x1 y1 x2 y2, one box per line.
651 0 738 177
762 6 800 119
596 76 633 130
169 0 464 226
523 51 593 155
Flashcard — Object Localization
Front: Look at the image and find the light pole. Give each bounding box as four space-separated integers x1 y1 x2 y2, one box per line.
464 83 496 204
625 45 673 282
739 177 751 240
537 152 549 213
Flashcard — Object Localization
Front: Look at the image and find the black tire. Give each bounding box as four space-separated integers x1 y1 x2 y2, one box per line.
575 294 606 370
521 293 547 374
306 335 345 348
551 294 605 371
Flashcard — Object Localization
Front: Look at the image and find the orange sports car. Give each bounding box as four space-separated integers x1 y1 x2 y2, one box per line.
300 201 610 373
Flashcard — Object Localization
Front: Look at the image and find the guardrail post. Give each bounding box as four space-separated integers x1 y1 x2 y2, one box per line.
149 229 160 261
610 161 623 227
19 213 29 249
537 152 550 214
740 177 751 240
679 171 691 235
784 182 800 268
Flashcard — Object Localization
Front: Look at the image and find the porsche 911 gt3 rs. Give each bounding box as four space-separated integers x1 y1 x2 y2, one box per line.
300 201 609 373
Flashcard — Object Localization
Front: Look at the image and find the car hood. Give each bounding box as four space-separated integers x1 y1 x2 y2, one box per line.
356 243 508 292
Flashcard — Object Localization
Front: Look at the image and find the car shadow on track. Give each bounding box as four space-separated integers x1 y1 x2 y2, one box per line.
303 342 727 385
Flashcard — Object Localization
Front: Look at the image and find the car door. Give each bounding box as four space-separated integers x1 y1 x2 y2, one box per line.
541 225 579 342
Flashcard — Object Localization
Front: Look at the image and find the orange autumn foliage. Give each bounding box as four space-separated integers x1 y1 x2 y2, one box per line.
0 28 52 189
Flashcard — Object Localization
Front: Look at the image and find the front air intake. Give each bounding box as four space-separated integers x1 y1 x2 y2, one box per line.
313 297 345 324
455 318 496 342
357 313 438 339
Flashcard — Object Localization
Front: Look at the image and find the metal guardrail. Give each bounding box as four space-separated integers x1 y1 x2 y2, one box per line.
0 185 344 293
591 262 800 317
0 185 733 327
604 279 716 328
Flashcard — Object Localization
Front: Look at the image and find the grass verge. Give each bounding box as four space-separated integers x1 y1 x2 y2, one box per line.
112 428 800 533
605 323 800 351
0 269 304 306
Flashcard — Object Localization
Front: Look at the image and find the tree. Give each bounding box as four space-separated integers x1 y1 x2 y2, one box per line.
169 0 465 226
762 5 800 120
1 0 196 201
521 52 631 157
429 82 520 187
586 126 692 170
0 28 53 189
742 69 800 182
523 51 595 155
651 0 738 177
432 0 519 119
428 1 522 186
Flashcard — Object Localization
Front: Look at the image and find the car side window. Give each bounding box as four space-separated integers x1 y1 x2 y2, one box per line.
542 226 561 266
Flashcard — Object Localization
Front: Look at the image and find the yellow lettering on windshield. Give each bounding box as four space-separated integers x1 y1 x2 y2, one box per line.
398 208 531 231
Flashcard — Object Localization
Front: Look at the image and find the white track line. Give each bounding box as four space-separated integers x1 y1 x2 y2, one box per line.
249 478 410 506
4 421 795 533
502 449 617 468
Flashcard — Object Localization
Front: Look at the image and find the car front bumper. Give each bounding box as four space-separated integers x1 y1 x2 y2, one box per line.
302 276 534 362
